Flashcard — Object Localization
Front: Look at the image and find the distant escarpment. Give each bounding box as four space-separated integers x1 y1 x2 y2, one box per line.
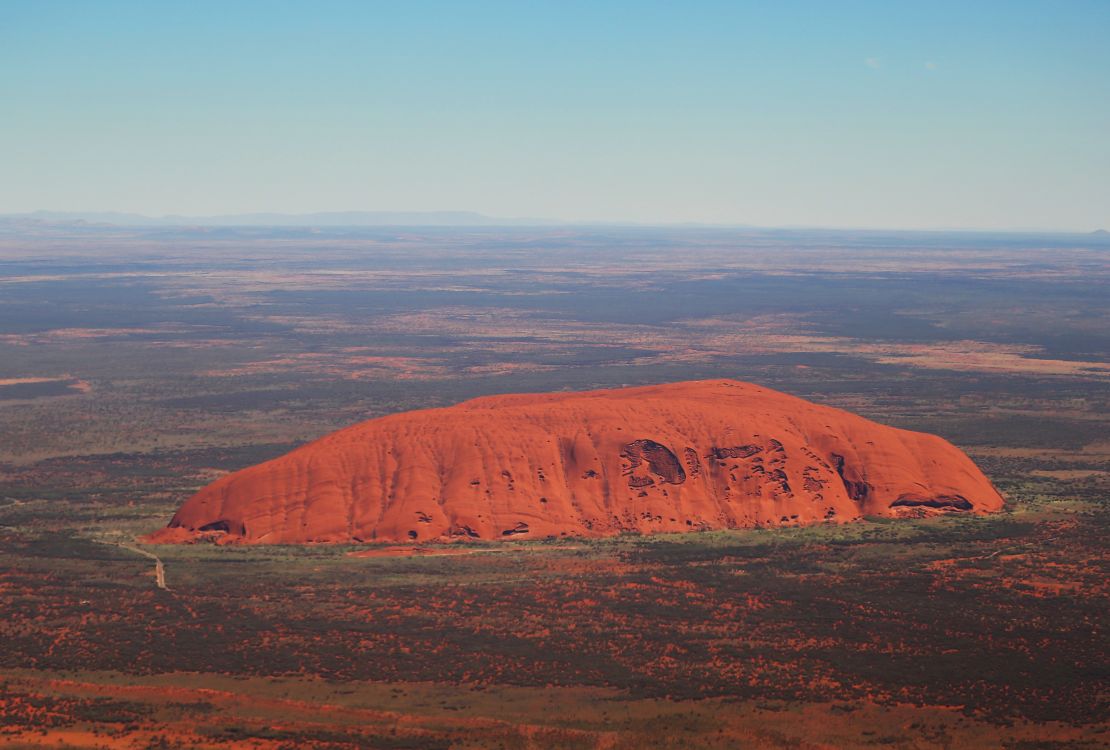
149 380 1003 544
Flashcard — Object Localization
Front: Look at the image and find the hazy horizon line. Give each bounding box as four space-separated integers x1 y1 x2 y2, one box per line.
3 209 1107 236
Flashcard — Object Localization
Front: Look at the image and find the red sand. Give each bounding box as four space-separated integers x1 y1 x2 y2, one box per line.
149 379 1003 544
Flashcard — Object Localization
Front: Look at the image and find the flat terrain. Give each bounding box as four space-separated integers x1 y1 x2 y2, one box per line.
1 223 1107 747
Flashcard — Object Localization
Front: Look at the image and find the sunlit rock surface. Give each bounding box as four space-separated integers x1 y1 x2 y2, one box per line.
150 380 1003 544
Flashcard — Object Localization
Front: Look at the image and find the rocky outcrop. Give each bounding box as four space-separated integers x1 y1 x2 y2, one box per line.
149 380 1004 544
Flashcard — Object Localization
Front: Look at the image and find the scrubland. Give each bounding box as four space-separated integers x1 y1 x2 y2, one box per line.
1 225 1106 747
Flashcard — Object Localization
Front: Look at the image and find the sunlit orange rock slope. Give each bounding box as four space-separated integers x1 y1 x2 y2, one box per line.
150 380 1003 544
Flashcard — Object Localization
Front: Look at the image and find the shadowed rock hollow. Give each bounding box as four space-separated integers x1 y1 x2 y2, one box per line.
149 380 1004 544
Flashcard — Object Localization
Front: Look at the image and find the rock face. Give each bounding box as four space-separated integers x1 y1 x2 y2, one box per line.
150 380 1003 544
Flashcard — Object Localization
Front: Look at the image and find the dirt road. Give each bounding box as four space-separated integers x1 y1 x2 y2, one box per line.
97 540 169 590
121 544 168 590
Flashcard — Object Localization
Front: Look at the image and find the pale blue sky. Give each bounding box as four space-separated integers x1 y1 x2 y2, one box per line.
2 1 1108 229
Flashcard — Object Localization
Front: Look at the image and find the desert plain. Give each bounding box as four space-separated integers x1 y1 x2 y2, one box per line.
0 222 1107 748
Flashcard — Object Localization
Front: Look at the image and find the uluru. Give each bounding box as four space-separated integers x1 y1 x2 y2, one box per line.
149 380 1003 544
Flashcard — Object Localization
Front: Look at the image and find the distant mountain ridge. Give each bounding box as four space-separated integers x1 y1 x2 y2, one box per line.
3 212 1106 235
4 210 562 227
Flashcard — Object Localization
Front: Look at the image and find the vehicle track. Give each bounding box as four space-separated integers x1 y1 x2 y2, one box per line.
96 539 169 590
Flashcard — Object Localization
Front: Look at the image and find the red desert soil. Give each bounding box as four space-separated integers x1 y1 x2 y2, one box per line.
149 379 1003 544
